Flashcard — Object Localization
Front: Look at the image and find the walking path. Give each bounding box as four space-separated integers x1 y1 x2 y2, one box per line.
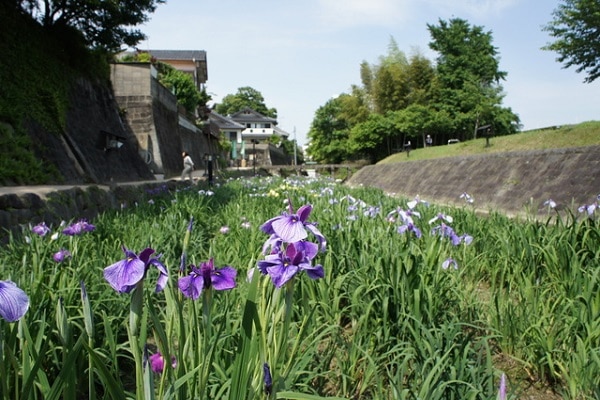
0 171 205 198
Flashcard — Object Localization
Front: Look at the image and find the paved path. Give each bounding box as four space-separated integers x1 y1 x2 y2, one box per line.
0 171 206 198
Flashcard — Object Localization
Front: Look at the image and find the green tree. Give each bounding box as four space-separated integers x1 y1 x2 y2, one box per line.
215 87 277 118
18 0 164 52
363 38 410 114
338 85 371 126
427 18 519 139
543 0 600 83
405 52 436 106
159 67 203 115
361 38 436 114
389 104 452 148
348 113 397 162
307 96 351 163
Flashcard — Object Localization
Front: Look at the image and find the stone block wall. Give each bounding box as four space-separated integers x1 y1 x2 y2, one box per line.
111 62 216 178
24 77 155 185
0 181 191 243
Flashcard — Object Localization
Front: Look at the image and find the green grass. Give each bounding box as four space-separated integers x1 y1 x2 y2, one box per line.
1 176 598 399
379 121 600 164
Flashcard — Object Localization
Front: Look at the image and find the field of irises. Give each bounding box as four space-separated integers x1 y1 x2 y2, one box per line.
1 176 599 400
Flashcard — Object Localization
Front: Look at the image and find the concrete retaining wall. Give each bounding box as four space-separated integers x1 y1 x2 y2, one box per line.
347 145 600 216
0 181 188 243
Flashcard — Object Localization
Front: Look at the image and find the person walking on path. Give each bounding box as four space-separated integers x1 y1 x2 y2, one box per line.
181 151 194 180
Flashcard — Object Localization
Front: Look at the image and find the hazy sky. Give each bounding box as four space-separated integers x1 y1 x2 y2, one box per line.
138 0 598 146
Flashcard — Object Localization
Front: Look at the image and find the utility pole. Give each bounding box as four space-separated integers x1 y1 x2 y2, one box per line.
293 126 297 166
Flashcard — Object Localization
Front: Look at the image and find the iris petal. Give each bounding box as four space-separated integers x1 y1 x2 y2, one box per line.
103 258 146 293
272 216 307 243
0 280 30 322
178 274 203 300
267 264 299 288
211 266 237 290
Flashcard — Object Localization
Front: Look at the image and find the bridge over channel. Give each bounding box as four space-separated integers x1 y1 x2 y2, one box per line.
257 164 361 178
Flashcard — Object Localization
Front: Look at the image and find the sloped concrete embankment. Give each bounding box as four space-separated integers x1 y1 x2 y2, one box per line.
346 146 600 215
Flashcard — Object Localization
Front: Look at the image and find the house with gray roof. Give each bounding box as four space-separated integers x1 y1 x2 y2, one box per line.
216 107 289 166
146 50 208 91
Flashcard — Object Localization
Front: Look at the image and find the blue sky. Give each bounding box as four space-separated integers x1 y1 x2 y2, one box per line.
138 0 598 147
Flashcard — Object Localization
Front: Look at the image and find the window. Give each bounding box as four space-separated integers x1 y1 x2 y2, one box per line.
264 123 271 128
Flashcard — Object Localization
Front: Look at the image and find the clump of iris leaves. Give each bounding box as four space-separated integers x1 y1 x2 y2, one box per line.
0 176 598 400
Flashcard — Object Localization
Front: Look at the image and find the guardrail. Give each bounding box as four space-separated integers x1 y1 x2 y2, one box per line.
258 164 362 171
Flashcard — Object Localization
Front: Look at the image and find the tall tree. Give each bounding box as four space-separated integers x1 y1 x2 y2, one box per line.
404 52 436 106
361 38 435 115
307 95 352 163
158 64 207 116
348 113 396 163
427 18 519 139
363 37 410 114
215 86 277 118
543 0 600 83
18 0 164 52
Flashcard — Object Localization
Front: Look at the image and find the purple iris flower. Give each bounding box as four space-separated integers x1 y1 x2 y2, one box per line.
257 241 324 288
543 199 557 209
397 222 422 238
262 234 283 255
263 362 273 395
261 203 326 251
430 223 473 246
32 222 50 236
53 249 71 263
149 352 177 374
578 203 597 216
442 258 458 270
498 373 507 400
387 208 420 225
460 234 474 245
407 195 429 209
459 192 474 204
104 247 168 293
431 223 456 240
0 280 30 322
428 212 453 225
178 258 237 300
62 219 95 236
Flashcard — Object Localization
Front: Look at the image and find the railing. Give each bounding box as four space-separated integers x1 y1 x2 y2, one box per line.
258 164 362 171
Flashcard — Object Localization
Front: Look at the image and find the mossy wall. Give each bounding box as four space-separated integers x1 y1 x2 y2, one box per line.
0 3 154 185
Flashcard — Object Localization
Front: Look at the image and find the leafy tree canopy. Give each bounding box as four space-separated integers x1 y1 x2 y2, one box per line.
360 38 436 114
307 96 353 163
427 18 519 139
17 0 164 52
349 113 397 163
428 18 506 88
215 86 277 118
543 0 600 83
157 64 204 115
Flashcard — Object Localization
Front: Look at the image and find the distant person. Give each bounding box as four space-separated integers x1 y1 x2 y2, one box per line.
426 135 432 147
405 140 412 157
181 151 194 180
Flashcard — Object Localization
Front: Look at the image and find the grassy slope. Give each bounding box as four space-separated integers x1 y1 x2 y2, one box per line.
378 121 600 164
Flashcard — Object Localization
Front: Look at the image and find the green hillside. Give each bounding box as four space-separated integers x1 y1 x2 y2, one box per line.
379 121 600 164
